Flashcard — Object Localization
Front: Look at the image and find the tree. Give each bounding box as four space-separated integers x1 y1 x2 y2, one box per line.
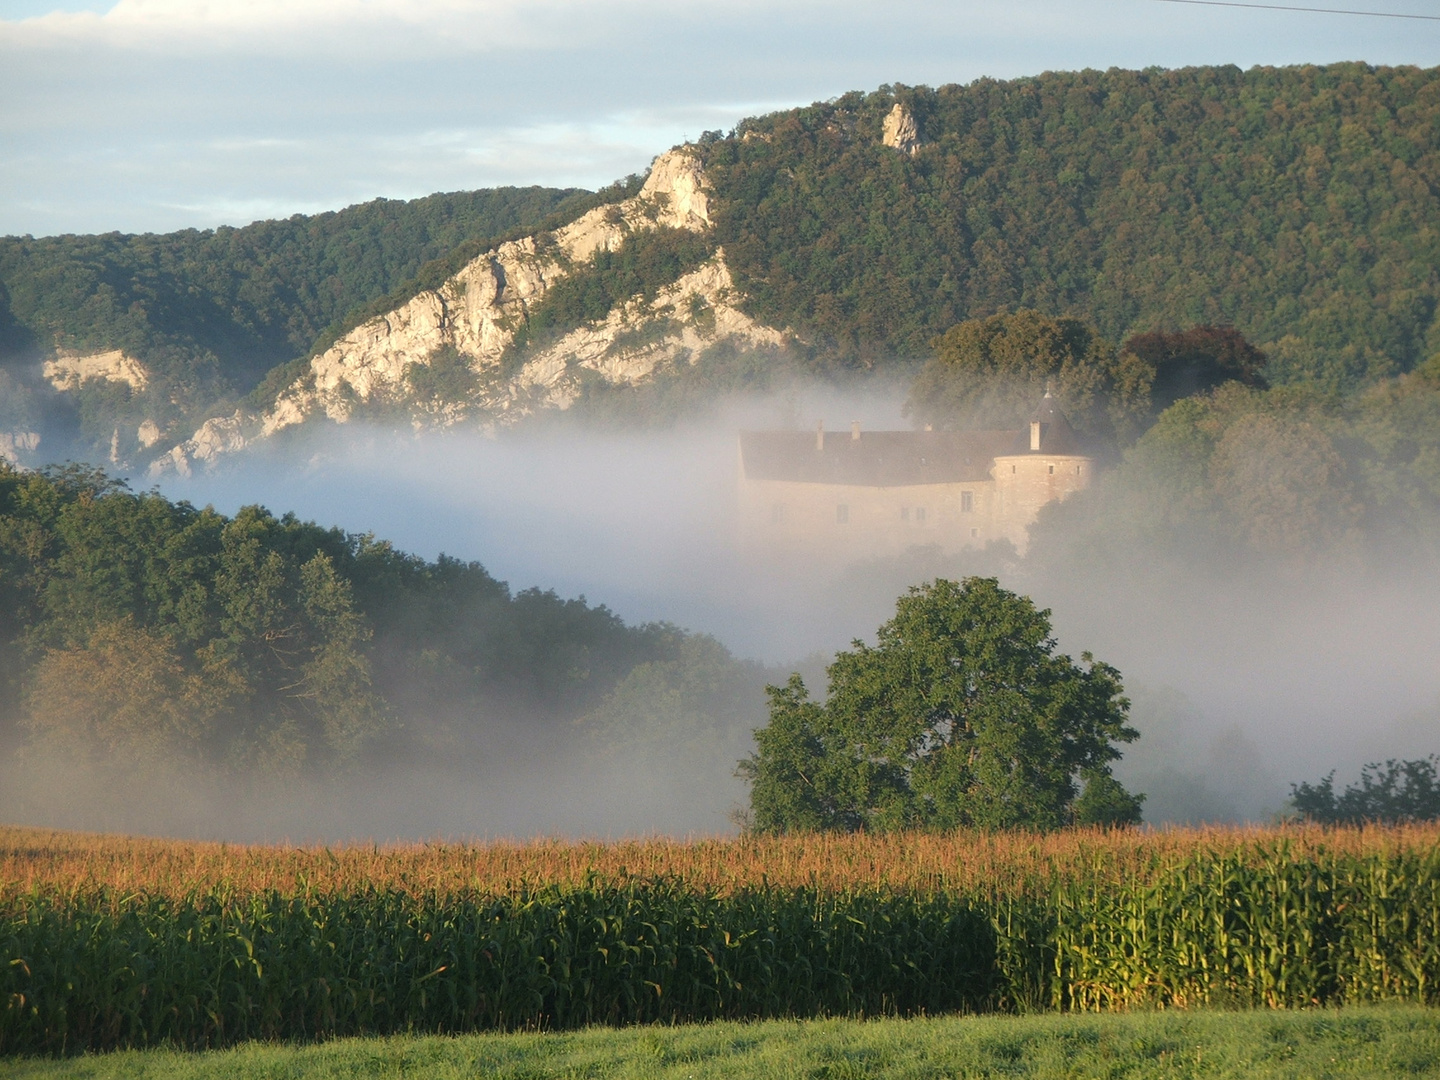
1291 756 1440 825
1120 326 1268 414
1209 410 1359 555
740 578 1142 832
24 619 222 764
905 310 1152 450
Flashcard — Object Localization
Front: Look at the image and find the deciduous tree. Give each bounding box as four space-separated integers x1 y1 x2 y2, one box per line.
742 578 1143 832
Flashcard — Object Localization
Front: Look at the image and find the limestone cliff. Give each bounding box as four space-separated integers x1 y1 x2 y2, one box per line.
882 103 923 155
44 350 149 392
511 252 785 411
0 431 40 467
157 148 786 474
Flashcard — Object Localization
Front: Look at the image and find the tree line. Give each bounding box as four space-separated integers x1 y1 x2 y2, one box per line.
0 464 699 776
904 309 1440 561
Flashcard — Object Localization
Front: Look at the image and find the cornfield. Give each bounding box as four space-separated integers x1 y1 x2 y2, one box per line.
3 824 1439 1055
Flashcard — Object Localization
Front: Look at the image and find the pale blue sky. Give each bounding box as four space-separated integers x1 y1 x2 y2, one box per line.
3 0 1439 236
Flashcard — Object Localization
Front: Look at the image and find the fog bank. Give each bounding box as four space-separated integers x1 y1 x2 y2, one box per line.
5 386 1438 840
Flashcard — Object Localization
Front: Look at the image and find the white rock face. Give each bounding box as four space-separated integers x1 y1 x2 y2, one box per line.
137 419 162 448
158 147 786 472
157 410 252 478
882 103 923 155
514 251 786 409
0 431 40 466
44 350 150 392
264 147 718 435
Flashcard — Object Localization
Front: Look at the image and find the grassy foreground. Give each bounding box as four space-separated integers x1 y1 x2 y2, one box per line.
5 1008 1440 1080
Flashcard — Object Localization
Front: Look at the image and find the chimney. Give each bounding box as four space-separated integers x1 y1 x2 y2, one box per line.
1030 420 1042 451
851 420 861 441
816 420 824 451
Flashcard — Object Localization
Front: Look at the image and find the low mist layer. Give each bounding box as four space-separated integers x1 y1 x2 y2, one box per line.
4 378 1439 840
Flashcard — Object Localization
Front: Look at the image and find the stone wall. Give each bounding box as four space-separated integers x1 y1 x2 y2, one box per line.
738 450 1093 561
991 453 1091 552
738 476 1001 561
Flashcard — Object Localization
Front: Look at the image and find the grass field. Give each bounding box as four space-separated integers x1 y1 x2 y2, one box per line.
6 1007 1440 1079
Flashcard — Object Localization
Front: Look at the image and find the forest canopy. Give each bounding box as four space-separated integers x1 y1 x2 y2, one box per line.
1025 352 1440 566
0 464 725 777
702 64 1440 390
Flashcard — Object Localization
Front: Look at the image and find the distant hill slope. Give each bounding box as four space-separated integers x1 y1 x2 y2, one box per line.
0 186 587 451
704 63 1440 389
6 62 1440 469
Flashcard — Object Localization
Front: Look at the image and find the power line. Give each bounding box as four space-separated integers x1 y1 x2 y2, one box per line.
1154 0 1440 20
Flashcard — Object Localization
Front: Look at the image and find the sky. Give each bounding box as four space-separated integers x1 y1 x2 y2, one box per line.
3 0 1440 237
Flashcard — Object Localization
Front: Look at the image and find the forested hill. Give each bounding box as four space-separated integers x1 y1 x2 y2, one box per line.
0 186 586 388
6 63 1440 466
0 185 587 455
0 463 762 791
701 63 1440 389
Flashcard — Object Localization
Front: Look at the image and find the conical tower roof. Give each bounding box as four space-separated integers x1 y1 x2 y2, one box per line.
1008 388 1085 454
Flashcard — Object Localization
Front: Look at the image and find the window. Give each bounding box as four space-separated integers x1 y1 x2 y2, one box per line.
1077 464 1083 475
1011 465 1016 474
1048 464 1054 474
901 506 910 521
961 491 973 513
770 503 785 524
836 504 849 524
970 527 979 538
916 507 926 523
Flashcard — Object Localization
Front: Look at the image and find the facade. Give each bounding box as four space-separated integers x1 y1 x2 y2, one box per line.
737 393 1091 559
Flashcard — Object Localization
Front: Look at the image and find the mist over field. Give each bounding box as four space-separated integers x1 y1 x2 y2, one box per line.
0 383 1393 839
8 62 1440 842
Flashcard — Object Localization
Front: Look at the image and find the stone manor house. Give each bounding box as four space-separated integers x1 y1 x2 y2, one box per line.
737 392 1091 559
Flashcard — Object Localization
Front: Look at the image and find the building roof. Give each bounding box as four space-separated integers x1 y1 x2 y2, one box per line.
1008 390 1086 456
740 429 1021 487
740 395 1089 488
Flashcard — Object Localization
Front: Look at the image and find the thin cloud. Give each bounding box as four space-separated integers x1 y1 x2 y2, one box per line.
3 0 1439 233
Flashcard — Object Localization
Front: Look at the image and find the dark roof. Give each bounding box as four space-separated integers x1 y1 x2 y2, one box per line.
1016 392 1086 455
740 429 1020 487
740 396 1088 488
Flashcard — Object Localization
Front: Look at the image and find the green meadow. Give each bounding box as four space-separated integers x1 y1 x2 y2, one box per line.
7 1008 1440 1080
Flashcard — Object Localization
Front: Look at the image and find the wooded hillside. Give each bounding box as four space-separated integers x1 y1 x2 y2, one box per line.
0 186 585 450
704 64 1440 390
5 63 1440 456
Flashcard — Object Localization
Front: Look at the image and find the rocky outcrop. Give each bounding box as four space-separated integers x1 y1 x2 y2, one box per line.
0 431 40 466
157 148 788 475
162 410 250 476
513 252 785 409
44 350 149 392
882 103 923 155
287 147 716 428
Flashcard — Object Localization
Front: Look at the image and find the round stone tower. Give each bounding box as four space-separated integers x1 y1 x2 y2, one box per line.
991 390 1092 551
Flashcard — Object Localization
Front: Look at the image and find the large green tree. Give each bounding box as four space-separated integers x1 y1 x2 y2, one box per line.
905 310 1152 448
741 578 1142 832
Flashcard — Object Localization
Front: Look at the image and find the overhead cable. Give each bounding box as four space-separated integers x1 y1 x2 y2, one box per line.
1154 0 1440 20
